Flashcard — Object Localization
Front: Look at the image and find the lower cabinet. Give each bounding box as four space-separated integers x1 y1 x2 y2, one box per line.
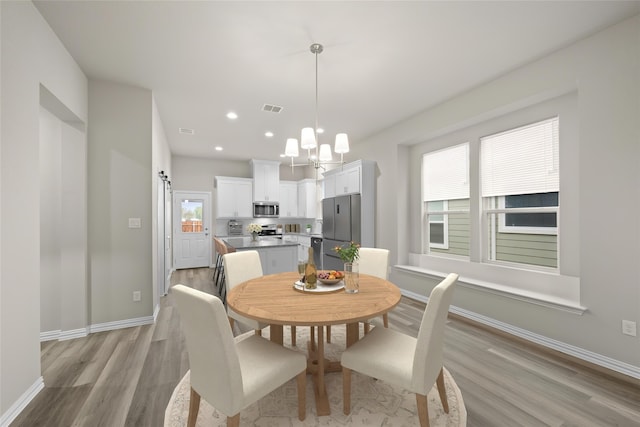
246 246 297 275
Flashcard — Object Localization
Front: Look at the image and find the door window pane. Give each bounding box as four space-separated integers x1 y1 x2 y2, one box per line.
181 199 203 233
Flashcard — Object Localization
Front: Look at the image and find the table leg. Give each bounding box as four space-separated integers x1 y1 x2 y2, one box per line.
313 325 331 416
269 324 283 345
345 322 360 348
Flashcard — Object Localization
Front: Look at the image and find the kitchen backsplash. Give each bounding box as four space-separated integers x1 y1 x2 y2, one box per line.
214 218 321 236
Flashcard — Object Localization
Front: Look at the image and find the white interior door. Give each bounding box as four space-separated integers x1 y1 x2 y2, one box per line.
173 191 211 269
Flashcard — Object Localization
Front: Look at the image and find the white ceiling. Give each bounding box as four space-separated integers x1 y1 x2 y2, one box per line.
34 1 640 163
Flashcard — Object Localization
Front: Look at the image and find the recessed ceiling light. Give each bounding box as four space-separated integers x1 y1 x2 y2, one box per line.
226 112 238 120
215 146 223 151
317 128 324 134
279 153 286 158
265 131 274 138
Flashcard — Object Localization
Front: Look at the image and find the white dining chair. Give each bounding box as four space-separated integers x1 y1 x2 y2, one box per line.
172 285 307 426
323 247 390 343
358 247 390 332
223 250 268 335
224 250 297 345
341 273 458 427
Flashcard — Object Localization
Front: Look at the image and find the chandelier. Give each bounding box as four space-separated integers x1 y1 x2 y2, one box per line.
284 43 349 174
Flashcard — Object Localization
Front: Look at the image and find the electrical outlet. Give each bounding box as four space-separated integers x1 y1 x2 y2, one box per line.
133 291 141 302
622 320 636 337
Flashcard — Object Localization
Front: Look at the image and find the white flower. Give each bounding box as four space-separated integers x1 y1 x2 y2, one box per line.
247 223 262 234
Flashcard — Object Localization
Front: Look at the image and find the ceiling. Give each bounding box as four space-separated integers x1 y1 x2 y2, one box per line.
34 1 640 163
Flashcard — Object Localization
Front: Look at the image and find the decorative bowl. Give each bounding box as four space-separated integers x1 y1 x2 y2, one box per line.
316 271 344 285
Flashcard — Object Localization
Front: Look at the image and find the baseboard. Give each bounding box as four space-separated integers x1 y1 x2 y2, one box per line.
40 329 61 342
400 288 640 382
89 315 154 333
0 376 44 427
42 318 151 341
40 327 89 342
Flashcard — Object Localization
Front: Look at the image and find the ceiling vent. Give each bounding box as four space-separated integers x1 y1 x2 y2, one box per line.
179 128 195 135
262 104 283 113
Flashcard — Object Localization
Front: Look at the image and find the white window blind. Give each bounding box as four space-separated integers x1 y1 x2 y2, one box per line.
481 117 559 197
422 142 469 201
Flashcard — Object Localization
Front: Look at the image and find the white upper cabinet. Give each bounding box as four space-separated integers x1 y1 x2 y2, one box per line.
335 165 361 195
297 179 317 219
215 177 253 218
323 174 336 198
322 164 361 197
251 159 280 202
279 181 298 217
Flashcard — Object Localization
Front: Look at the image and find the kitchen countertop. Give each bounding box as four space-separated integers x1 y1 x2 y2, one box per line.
223 236 300 250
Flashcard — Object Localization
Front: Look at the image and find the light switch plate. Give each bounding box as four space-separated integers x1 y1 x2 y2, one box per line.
622 320 637 337
128 218 141 228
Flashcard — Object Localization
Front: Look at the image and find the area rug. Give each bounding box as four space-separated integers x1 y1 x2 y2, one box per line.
164 325 466 426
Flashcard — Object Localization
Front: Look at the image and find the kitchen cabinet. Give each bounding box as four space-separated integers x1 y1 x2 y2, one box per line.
335 165 361 195
279 181 298 217
322 164 361 197
297 179 317 219
254 246 297 274
323 174 336 198
215 177 253 218
251 159 280 202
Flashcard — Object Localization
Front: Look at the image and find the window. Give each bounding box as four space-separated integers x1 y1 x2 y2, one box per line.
500 192 558 234
481 117 559 268
422 143 470 256
427 201 448 249
181 199 203 233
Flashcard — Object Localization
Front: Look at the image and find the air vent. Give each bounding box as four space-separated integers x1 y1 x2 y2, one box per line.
262 104 283 113
179 128 195 135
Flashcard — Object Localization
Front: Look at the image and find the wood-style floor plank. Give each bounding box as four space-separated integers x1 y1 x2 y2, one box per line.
10 267 640 427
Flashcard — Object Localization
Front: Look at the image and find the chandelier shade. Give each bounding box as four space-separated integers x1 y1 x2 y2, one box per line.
284 43 349 175
334 133 349 154
300 127 317 149
319 144 332 162
285 138 299 157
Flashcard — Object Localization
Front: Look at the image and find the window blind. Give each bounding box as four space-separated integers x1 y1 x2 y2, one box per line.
480 117 559 197
422 142 469 202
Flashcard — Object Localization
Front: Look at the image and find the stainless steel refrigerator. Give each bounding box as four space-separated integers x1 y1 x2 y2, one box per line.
322 194 361 271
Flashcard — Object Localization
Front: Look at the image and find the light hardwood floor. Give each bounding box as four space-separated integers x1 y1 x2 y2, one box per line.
10 268 640 426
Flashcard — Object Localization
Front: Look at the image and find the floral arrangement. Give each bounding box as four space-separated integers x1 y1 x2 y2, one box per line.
334 241 360 263
247 223 262 234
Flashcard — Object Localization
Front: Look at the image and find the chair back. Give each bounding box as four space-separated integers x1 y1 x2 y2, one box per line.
357 247 390 279
213 237 223 257
171 284 243 414
223 250 263 291
412 273 458 394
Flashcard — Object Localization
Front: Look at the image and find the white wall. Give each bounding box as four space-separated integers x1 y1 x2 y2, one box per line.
362 15 640 372
88 80 154 325
1 1 88 420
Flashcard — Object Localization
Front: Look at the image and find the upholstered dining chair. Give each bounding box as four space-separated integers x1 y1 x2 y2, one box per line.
341 273 458 427
323 247 390 342
359 247 391 332
223 250 297 345
171 285 307 427
213 237 233 302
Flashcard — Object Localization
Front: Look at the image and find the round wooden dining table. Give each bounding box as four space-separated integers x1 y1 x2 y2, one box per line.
226 271 402 416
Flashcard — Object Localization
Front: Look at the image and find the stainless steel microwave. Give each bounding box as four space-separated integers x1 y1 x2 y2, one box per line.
253 202 279 218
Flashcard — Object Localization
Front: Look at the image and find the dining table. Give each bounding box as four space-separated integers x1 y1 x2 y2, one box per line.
226 271 402 416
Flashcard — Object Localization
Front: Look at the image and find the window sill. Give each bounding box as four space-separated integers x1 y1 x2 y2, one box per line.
396 255 586 315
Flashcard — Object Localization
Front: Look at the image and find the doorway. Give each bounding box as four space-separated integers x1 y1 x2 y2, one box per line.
173 191 211 269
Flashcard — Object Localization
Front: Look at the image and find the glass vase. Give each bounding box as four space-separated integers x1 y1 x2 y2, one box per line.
251 232 258 242
344 262 359 294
